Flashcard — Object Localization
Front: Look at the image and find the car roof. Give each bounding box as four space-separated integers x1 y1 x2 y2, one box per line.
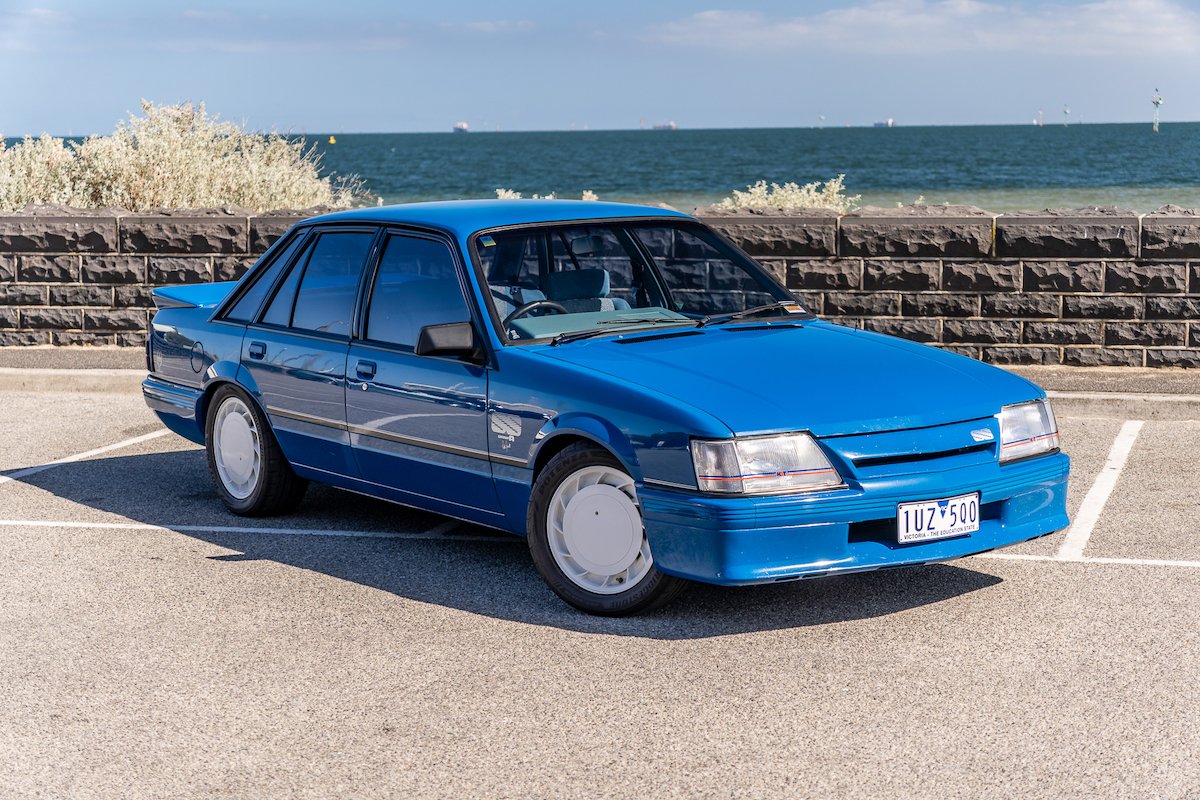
302 199 693 238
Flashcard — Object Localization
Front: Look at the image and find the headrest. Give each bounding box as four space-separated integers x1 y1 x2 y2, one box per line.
545 268 610 300
569 235 604 257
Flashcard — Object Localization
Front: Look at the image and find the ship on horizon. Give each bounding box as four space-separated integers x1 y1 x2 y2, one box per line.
452 121 469 133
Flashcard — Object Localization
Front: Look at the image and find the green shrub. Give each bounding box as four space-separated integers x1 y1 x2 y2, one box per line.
718 175 860 213
0 100 370 212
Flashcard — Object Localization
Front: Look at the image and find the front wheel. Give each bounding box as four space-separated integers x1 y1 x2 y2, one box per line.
527 443 686 615
205 385 307 516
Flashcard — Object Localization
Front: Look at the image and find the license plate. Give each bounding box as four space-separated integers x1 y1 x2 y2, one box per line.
897 492 980 543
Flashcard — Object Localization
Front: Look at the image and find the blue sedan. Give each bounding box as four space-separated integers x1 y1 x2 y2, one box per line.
143 200 1069 615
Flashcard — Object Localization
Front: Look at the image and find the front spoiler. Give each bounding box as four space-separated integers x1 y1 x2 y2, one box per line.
639 452 1070 585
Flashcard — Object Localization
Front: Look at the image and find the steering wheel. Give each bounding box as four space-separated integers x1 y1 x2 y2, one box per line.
503 300 569 327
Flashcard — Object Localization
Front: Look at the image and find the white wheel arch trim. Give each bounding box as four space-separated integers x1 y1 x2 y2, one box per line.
546 464 654 595
211 395 262 500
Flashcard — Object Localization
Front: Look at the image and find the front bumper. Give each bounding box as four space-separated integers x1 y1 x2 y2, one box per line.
640 452 1069 585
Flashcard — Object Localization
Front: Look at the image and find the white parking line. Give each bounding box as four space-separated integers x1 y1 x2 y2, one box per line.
0 519 515 543
977 552 1200 569
0 519 1195 566
1056 419 1144 560
0 430 172 487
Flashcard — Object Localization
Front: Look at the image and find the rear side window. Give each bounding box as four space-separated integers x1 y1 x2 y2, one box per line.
291 232 374 336
261 230 375 335
224 233 305 322
365 235 469 349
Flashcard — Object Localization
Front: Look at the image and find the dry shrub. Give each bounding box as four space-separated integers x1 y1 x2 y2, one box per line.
0 100 370 212
495 188 599 200
718 175 860 213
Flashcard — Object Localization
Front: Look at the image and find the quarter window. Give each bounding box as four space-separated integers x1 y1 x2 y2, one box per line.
365 235 470 350
224 232 305 323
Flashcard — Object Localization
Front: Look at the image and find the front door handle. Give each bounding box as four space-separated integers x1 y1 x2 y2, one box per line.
356 360 377 379
248 341 266 360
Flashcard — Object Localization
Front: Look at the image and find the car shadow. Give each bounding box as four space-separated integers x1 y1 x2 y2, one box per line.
7 448 1004 640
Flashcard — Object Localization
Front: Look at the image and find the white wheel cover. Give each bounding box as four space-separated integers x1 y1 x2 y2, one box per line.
212 396 262 500
546 464 653 595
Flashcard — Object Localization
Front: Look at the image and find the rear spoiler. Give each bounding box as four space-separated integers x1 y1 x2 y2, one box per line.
153 281 237 310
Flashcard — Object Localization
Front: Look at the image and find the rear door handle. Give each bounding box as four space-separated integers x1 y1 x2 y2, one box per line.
356 360 377 379
248 341 266 360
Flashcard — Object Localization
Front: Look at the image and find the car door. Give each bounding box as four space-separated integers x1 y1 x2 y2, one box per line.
346 231 502 516
242 227 379 477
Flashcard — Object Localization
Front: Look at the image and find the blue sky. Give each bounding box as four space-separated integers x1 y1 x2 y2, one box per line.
1 0 1197 134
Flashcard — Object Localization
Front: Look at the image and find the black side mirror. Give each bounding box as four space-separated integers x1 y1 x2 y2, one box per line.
415 321 485 363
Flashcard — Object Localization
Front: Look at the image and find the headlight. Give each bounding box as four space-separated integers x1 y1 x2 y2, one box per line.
691 433 842 494
998 398 1059 464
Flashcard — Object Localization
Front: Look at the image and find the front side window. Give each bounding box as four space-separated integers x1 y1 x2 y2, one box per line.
475 220 796 342
261 230 374 336
364 234 470 350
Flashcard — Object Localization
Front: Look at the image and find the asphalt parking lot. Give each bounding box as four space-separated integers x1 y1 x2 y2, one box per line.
1 374 1198 799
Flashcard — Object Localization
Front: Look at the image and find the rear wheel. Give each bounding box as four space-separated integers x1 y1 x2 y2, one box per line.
205 385 306 516
527 443 686 615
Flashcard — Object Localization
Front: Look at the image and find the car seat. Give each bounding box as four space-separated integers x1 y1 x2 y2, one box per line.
544 269 631 314
488 285 547 320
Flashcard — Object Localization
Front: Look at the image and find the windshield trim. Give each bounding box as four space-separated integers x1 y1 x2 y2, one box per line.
464 215 800 348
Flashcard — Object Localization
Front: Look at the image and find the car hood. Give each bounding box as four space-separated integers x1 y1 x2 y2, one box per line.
533 321 1043 437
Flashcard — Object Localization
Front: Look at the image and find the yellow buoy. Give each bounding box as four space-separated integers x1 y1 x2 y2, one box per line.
328 135 336 144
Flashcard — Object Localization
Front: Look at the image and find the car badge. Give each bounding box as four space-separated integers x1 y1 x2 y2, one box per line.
491 413 522 449
971 428 994 442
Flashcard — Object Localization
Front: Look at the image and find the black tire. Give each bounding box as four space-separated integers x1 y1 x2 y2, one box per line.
204 384 307 516
527 443 687 616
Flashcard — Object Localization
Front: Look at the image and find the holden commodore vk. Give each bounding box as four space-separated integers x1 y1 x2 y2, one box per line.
143 200 1070 615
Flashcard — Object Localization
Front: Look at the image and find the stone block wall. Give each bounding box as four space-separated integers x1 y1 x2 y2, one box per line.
0 209 304 347
0 204 1197 366
704 206 1200 367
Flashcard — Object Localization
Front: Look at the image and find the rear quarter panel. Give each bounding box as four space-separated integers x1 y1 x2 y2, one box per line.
148 308 248 438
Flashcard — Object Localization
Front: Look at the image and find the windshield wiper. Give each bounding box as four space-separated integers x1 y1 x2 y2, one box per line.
593 316 694 326
550 317 696 345
696 301 805 328
549 328 624 346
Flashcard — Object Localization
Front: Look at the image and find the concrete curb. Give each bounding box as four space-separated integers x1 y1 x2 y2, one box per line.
0 367 145 393
1046 390 1200 421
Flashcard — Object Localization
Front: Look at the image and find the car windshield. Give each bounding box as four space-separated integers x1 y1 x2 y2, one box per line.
473 220 805 343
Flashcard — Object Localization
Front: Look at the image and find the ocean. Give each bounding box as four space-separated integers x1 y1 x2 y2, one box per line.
309 123 1200 213
9 122 1198 213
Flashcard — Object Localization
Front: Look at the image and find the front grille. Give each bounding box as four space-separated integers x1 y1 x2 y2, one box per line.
852 442 994 469
820 417 1001 479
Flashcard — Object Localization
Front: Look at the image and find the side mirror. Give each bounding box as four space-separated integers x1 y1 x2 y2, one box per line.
415 321 485 363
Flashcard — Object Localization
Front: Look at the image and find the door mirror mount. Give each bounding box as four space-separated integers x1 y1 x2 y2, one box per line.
414 321 485 364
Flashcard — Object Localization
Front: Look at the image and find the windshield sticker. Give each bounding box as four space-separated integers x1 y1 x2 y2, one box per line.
479 235 496 247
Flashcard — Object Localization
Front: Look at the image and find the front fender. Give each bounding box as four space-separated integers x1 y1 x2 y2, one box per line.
533 413 641 479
